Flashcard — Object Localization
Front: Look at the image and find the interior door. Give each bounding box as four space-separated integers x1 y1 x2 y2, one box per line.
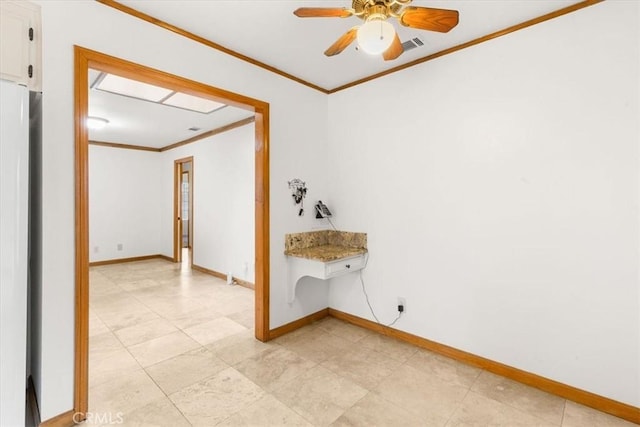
181 170 190 248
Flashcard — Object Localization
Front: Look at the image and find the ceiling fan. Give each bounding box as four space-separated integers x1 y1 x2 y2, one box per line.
293 0 459 61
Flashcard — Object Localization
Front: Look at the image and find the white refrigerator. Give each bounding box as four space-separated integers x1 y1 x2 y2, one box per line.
0 78 30 427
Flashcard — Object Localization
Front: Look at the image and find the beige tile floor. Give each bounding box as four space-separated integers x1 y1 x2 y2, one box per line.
88 258 636 427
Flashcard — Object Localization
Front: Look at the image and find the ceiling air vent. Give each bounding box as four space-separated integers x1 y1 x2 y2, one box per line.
401 37 424 52
188 126 201 132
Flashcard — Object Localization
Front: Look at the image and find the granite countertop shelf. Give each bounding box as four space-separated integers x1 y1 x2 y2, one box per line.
285 245 367 262
284 230 368 303
284 230 367 262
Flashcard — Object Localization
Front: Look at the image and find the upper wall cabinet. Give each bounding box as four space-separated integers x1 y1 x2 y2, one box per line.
0 1 41 91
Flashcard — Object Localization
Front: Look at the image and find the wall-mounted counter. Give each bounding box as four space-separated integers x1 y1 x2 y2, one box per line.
284 230 367 303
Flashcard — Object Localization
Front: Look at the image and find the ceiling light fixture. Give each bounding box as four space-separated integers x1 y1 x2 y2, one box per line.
294 1 458 60
86 116 109 130
93 72 228 114
96 73 172 102
163 92 225 114
357 18 395 55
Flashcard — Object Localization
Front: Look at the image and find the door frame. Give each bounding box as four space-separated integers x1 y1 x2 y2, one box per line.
174 157 193 262
74 46 270 418
182 168 193 250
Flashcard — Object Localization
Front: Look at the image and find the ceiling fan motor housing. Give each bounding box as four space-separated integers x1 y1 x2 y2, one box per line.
366 5 388 21
352 0 403 21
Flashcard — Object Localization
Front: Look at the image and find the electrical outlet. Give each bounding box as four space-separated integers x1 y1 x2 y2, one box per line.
117 243 123 251
397 297 406 313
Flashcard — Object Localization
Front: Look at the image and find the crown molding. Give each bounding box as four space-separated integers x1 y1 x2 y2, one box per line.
159 116 255 152
88 116 255 153
97 0 603 93
88 140 161 152
96 0 329 94
328 0 604 93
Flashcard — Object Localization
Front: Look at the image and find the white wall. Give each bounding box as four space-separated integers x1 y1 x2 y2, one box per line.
87 121 283 281
35 0 329 420
34 0 638 419
327 1 639 407
89 123 255 278
89 145 162 262
159 123 256 283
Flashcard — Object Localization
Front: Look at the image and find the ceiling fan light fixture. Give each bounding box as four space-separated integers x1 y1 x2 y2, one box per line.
357 18 395 55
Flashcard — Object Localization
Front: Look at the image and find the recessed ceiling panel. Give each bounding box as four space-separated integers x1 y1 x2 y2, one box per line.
95 73 173 102
88 71 254 149
163 92 226 114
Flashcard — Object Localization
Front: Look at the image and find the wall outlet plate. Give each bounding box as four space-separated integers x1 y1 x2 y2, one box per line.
397 297 406 312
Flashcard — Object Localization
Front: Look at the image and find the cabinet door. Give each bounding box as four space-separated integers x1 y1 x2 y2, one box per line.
0 1 41 90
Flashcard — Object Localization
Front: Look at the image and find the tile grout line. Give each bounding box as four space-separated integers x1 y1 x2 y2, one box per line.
92 266 216 425
89 263 207 423
442 369 482 426
468 370 566 425
91 260 594 426
560 399 567 426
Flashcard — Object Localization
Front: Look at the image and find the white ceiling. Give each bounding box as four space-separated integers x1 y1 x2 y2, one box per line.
115 0 586 90
88 69 254 148
90 0 588 148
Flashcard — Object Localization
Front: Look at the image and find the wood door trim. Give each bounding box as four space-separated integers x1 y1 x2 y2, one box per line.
189 166 193 253
173 156 193 262
254 110 269 341
184 169 193 250
73 46 90 419
74 46 270 420
180 166 194 253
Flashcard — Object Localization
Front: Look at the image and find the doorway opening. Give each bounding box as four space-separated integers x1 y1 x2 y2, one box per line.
174 157 193 267
74 46 270 418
